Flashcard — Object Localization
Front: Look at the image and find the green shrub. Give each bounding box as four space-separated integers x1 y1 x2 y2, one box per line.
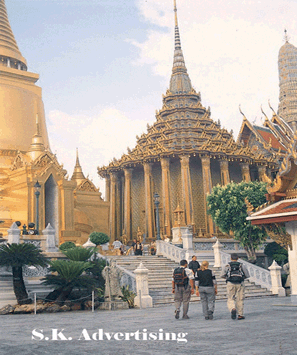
62 246 95 261
89 232 109 246
120 285 136 308
59 241 76 251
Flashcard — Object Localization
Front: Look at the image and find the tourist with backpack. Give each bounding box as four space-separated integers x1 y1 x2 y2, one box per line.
221 253 250 320
172 259 195 320
195 260 217 320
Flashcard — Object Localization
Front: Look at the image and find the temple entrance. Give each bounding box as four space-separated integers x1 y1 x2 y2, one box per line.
44 174 59 243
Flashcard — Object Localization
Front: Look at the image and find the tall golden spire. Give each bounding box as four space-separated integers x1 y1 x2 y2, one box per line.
27 114 45 161
0 0 27 69
71 148 86 185
169 0 192 94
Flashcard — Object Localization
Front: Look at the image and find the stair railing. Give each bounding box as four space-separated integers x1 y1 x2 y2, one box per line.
156 240 186 263
117 264 136 293
220 250 272 290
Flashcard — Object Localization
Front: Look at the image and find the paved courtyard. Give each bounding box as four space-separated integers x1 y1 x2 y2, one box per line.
1 297 297 355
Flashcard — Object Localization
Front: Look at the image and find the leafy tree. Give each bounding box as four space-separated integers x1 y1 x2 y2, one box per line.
207 181 268 263
89 232 109 246
0 243 47 304
43 260 95 302
264 242 288 266
59 241 76 251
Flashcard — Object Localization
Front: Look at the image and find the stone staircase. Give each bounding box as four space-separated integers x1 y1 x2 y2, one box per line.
0 275 16 308
112 255 275 307
0 274 53 308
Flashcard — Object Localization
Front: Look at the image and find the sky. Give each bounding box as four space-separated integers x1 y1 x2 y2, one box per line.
5 0 297 196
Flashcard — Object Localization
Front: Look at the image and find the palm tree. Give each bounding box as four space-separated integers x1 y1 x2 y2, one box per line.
0 243 48 305
43 260 95 302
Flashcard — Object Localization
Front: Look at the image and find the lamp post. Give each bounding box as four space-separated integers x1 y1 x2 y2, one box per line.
34 181 41 234
154 192 161 240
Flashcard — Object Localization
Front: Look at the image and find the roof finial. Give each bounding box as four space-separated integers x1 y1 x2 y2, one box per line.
174 0 178 27
284 29 290 43
239 105 247 120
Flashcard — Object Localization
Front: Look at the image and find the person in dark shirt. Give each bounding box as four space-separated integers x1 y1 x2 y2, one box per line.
188 255 200 274
195 260 217 320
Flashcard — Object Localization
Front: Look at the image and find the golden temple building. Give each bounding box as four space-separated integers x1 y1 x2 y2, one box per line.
98 1 276 242
0 0 109 243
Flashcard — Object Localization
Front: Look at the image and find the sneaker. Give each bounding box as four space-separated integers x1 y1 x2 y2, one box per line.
182 315 189 319
205 316 209 320
238 315 245 320
175 310 180 319
231 309 237 320
208 312 214 320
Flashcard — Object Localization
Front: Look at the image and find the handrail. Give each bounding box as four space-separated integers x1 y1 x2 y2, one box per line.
220 250 271 290
156 240 186 263
116 264 136 292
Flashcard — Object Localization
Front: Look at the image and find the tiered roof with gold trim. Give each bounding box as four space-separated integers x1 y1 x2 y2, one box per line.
98 1 275 177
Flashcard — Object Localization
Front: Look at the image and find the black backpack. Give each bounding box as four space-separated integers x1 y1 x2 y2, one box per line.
226 262 245 284
173 267 188 287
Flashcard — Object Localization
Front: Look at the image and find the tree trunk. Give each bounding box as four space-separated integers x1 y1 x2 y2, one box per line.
244 246 257 263
55 286 73 303
12 267 31 305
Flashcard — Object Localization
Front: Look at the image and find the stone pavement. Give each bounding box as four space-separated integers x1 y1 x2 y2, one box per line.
0 297 296 355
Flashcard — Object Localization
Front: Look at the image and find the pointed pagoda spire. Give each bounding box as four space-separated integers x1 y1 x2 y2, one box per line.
0 0 27 69
71 148 86 184
27 114 45 161
169 0 192 94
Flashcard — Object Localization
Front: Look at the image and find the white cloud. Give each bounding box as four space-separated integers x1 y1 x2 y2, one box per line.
47 108 147 196
132 0 297 135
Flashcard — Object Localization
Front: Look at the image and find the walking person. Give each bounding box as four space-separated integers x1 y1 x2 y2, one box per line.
221 253 250 320
134 240 143 255
195 260 217 320
188 255 200 274
172 259 194 320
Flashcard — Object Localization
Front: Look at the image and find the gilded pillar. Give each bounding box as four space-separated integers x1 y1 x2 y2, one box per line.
201 156 214 235
220 160 230 186
257 165 266 182
105 175 110 202
161 158 171 236
240 163 251 182
124 168 133 240
109 172 118 242
144 163 154 240
180 156 193 226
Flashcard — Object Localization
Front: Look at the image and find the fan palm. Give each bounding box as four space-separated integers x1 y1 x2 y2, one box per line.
0 243 48 304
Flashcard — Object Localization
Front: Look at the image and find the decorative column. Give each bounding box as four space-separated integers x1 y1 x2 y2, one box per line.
180 156 194 226
124 168 133 240
268 260 286 297
134 262 153 308
109 172 118 242
43 223 58 253
201 156 214 235
240 163 251 182
143 163 154 240
161 158 171 236
257 165 266 182
105 175 110 202
212 239 223 268
7 222 20 244
220 160 230 186
284 221 297 303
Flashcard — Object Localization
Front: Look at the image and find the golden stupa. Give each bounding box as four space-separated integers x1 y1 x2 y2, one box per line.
0 0 109 243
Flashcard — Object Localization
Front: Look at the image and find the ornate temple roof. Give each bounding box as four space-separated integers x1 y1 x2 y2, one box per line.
0 0 27 68
237 105 292 163
98 1 275 177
